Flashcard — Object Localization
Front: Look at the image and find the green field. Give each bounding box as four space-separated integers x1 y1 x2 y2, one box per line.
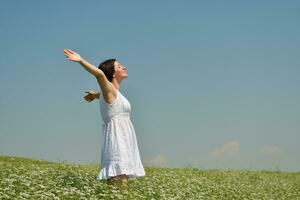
0 155 299 200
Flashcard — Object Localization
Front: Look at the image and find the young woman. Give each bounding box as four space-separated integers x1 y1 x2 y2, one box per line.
63 49 146 188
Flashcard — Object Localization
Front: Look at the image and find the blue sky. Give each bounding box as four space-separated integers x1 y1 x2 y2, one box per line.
0 1 299 172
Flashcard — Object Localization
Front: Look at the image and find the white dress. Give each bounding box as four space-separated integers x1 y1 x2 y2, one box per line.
97 90 146 180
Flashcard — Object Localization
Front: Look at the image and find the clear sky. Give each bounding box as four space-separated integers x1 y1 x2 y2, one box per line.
0 1 299 172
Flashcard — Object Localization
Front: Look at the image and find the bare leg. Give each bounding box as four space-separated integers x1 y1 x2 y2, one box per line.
118 174 128 184
107 174 129 190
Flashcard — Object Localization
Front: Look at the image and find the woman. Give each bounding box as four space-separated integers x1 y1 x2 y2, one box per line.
63 49 146 188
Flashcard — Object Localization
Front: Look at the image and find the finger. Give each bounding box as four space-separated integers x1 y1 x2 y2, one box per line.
64 50 71 55
64 49 71 54
67 49 74 54
66 51 73 55
64 53 70 57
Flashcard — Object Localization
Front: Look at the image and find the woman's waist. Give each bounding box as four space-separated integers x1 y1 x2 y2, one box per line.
111 112 130 119
102 112 131 124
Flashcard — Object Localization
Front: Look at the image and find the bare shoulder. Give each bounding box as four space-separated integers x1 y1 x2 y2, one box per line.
96 79 117 104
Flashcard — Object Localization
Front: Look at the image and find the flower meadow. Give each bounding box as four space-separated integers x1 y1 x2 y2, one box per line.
0 155 299 200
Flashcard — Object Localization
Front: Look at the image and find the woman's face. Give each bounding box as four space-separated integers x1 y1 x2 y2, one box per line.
113 61 128 80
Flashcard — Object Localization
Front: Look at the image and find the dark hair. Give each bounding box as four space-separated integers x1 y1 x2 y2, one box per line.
98 59 116 82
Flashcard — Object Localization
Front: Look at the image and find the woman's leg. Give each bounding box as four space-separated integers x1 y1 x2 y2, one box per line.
107 174 128 186
118 174 129 184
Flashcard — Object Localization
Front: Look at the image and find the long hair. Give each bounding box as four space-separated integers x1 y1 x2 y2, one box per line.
98 59 116 82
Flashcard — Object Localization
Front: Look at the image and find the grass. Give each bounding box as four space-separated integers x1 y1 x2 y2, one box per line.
0 155 299 199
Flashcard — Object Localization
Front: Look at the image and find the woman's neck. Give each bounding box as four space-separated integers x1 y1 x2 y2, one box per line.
111 78 122 91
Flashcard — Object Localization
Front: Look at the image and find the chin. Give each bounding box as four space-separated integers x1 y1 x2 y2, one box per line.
120 76 128 81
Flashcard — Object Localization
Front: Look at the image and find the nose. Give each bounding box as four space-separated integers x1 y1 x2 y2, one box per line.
123 66 126 70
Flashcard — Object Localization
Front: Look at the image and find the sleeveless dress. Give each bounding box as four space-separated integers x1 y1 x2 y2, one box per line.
97 90 146 180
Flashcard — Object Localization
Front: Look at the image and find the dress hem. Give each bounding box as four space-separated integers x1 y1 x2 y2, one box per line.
96 162 146 180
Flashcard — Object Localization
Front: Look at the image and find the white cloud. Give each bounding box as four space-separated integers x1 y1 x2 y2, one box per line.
208 140 240 159
144 154 167 167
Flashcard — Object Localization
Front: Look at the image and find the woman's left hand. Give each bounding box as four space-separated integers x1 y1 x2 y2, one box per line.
84 90 100 102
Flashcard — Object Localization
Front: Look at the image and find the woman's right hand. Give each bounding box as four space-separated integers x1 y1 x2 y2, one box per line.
64 49 82 62
84 90 100 102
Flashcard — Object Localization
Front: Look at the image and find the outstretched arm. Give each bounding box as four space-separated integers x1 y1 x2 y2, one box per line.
84 90 100 103
63 49 116 103
64 49 102 77
96 93 100 99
